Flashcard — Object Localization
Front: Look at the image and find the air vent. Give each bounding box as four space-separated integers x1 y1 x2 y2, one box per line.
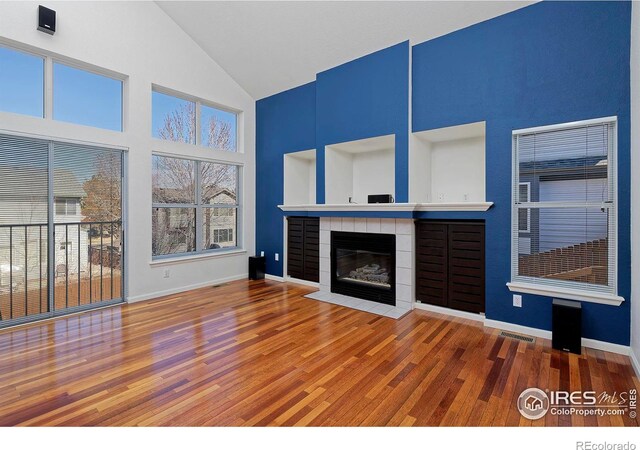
499 330 535 343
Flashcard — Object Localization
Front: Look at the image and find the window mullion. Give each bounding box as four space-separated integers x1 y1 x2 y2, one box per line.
195 101 202 146
195 160 203 253
44 56 53 120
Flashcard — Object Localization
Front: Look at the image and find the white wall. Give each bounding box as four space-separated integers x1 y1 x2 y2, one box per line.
325 147 354 204
352 149 395 203
430 136 485 203
630 1 640 375
283 150 316 205
0 1 256 302
409 134 431 202
325 147 395 204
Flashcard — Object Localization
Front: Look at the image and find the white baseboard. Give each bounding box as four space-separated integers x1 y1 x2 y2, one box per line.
284 276 319 288
630 348 640 377
484 318 630 356
415 302 484 323
127 273 247 303
265 274 284 282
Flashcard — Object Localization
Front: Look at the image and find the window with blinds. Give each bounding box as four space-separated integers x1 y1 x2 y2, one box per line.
512 118 617 295
0 134 124 325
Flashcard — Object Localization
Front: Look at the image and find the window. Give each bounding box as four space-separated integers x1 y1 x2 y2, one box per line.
55 198 78 216
53 63 123 131
0 44 125 131
201 104 237 151
151 91 195 144
0 46 44 117
511 118 617 300
152 87 238 151
212 229 233 243
152 155 239 257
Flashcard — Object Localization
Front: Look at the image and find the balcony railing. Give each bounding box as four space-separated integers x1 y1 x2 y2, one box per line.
0 221 122 323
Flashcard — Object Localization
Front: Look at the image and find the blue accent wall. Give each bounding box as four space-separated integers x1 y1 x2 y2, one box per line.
256 82 316 277
316 42 410 203
255 1 631 345
412 1 631 345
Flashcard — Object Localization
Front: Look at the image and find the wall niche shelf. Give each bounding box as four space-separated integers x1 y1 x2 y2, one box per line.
325 134 395 205
283 149 316 206
410 121 486 204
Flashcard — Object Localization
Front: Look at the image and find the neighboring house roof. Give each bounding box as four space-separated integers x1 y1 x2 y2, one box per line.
0 165 86 201
203 187 237 205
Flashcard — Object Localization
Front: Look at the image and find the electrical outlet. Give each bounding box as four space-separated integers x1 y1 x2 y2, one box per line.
463 193 469 201
163 269 170 279
513 294 522 307
438 193 445 201
260 251 265 257
275 253 279 261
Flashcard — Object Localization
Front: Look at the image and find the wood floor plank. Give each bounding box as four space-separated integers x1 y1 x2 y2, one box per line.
0 279 637 427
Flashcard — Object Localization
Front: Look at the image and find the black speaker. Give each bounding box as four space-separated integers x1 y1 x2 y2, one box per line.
248 256 265 280
367 194 394 204
38 5 56 35
552 299 582 354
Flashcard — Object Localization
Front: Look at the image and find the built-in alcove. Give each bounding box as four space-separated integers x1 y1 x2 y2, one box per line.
410 122 486 203
283 149 316 205
325 134 395 204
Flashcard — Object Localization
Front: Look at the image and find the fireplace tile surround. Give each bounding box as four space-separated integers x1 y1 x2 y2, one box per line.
304 217 414 319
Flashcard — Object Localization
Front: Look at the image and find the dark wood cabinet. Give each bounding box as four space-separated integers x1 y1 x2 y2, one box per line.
287 217 319 282
415 220 485 313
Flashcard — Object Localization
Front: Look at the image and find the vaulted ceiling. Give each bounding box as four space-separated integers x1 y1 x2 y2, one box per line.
157 1 535 99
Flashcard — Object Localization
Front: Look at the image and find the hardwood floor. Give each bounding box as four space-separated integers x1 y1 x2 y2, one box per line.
0 279 637 426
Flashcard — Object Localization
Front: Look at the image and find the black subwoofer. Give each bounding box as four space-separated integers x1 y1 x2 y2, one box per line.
552 299 582 355
248 256 265 280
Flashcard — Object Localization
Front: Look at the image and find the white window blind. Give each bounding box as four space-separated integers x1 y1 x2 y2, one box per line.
512 118 617 295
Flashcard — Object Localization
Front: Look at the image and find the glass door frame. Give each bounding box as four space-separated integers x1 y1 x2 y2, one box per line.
0 134 126 329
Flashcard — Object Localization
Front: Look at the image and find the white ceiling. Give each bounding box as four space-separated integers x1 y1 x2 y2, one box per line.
157 1 535 100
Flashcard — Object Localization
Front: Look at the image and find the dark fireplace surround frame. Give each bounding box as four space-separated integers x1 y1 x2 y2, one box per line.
331 231 396 306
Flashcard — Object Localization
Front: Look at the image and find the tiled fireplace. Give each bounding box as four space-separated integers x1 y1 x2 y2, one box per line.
305 217 414 319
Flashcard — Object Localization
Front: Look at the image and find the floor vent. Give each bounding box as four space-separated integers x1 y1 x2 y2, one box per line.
499 330 535 343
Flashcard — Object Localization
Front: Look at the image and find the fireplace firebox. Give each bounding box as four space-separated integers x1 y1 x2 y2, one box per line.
331 231 396 306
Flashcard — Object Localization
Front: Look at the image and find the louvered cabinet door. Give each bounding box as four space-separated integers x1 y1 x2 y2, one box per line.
415 222 448 307
415 221 485 313
287 217 305 280
302 218 319 282
287 217 319 282
447 223 485 313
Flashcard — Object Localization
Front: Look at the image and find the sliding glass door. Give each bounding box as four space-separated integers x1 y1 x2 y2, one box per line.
0 134 124 327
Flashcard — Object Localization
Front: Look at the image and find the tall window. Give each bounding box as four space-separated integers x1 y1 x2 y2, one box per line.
152 155 239 257
511 118 617 298
152 88 238 152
